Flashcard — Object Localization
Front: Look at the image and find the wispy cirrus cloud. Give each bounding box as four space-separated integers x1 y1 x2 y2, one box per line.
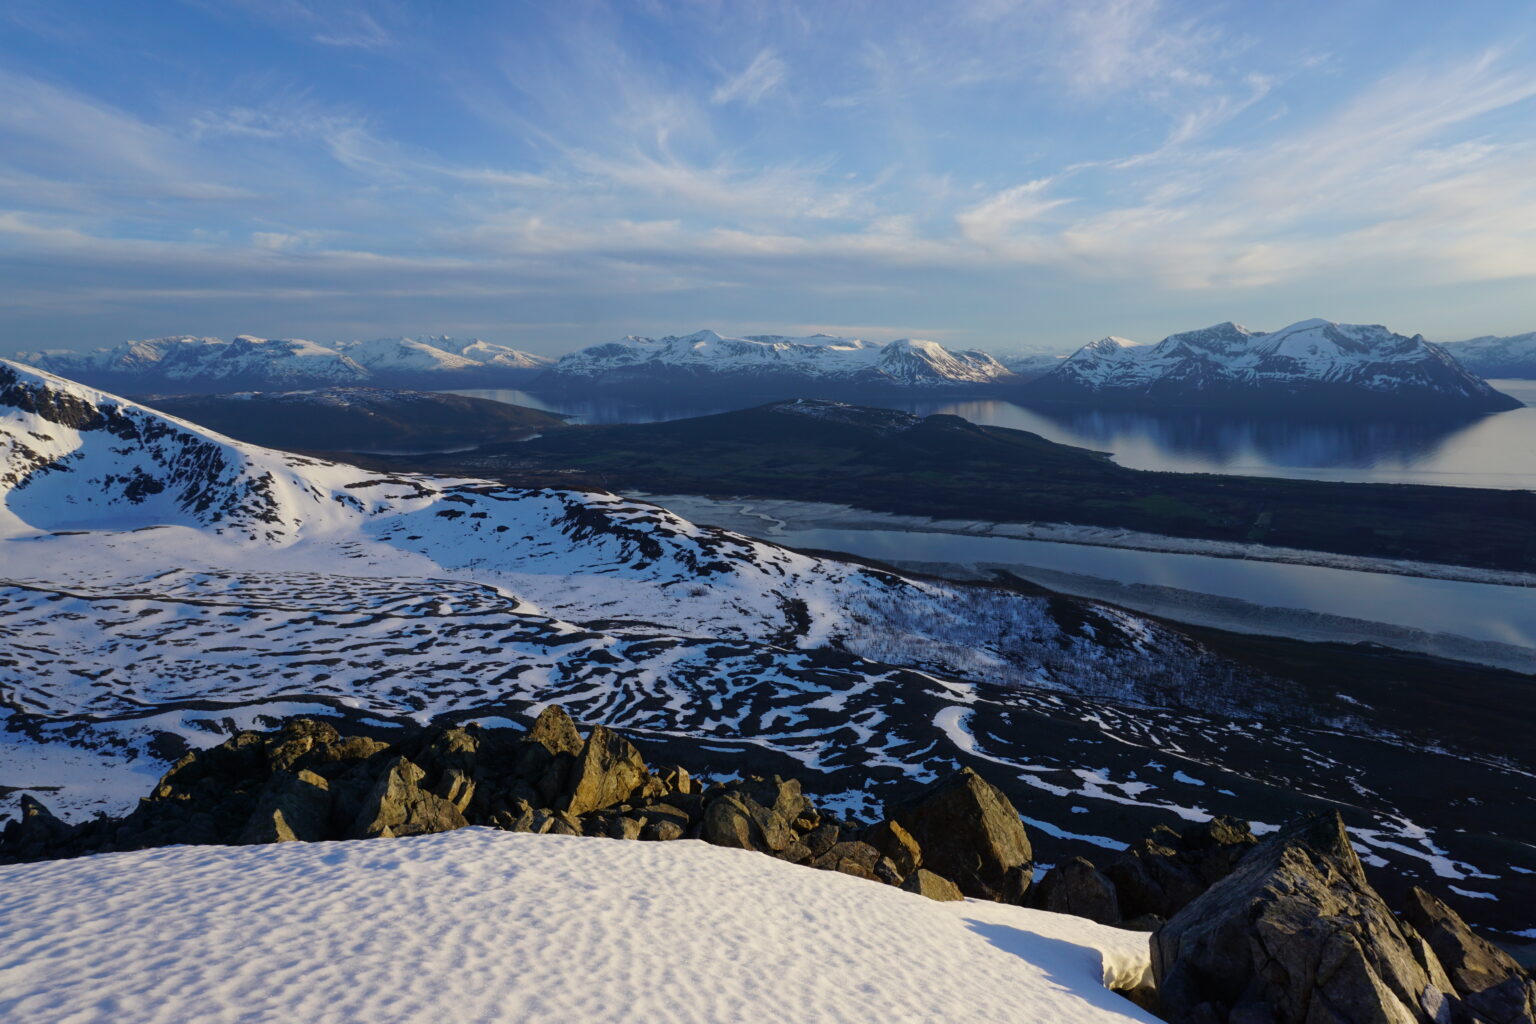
711 50 787 106
4 1 1536 351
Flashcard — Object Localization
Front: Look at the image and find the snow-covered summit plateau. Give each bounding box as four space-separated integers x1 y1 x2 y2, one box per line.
1023 318 1519 414
0 829 1157 1024
545 329 1016 391
18 334 553 392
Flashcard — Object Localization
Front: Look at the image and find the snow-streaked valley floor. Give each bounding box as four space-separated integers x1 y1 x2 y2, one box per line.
0 829 1159 1024
3 358 1534 939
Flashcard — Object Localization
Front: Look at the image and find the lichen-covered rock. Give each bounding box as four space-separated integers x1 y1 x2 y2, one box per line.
349 757 468 839
1033 856 1120 925
562 726 648 817
890 768 1032 903
901 868 965 902
238 769 331 844
1402 886 1536 1024
264 718 342 773
1153 812 1457 1024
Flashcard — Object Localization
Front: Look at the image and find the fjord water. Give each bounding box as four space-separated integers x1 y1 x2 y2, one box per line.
448 381 1536 490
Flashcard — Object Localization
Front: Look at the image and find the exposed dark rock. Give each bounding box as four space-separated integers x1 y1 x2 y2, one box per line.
1033 856 1121 925
239 769 331 844
350 757 468 839
1153 812 1458 1024
890 767 1033 903
804 823 841 858
901 868 965 902
1402 886 1536 1024
5 795 76 856
1104 815 1256 921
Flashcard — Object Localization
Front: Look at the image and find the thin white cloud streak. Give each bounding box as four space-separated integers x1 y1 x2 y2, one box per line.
711 50 787 106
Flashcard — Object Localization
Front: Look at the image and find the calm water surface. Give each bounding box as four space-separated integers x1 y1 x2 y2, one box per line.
446 381 1536 490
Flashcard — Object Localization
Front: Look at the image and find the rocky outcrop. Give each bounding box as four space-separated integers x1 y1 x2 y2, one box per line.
890 767 1033 903
1153 812 1460 1024
1402 887 1536 1024
350 757 469 839
0 711 978 905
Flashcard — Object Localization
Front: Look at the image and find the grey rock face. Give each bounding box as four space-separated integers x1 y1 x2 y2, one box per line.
1153 812 1457 1024
1033 856 1121 925
890 768 1033 903
1402 887 1536 1024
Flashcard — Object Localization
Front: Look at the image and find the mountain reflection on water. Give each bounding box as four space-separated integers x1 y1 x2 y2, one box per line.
447 380 1536 490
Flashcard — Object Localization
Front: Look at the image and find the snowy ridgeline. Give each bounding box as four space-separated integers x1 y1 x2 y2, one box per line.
17 334 552 389
1023 318 1520 411
0 829 1157 1024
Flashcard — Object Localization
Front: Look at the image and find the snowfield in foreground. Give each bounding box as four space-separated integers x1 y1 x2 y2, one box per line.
0 829 1156 1024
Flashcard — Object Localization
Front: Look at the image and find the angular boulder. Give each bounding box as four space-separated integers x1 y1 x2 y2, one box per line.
562 726 648 817
810 840 886 881
1033 856 1120 925
517 705 585 804
901 868 965 902
863 820 922 882
1153 812 1458 1024
700 790 794 853
1402 886 1536 1024
890 768 1033 903
349 757 469 839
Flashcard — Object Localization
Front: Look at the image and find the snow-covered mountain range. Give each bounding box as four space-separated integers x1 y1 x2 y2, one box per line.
17 335 554 392
1439 332 1536 379
4 357 1533 939
543 330 1017 392
1020 319 1519 414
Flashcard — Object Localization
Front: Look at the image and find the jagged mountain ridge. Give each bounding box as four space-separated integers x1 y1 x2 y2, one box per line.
1020 318 1519 414
544 330 1017 391
18 335 554 392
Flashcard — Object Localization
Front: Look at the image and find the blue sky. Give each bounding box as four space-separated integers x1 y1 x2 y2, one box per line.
3 0 1536 356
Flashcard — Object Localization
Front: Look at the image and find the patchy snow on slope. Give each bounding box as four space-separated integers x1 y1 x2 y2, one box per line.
0 829 1158 1024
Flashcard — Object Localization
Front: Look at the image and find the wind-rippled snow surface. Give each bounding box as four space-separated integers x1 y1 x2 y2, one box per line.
0 830 1157 1024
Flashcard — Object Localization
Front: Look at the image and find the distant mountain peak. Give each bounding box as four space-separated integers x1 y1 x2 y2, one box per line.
15 334 552 392
1023 318 1519 414
548 330 1015 391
